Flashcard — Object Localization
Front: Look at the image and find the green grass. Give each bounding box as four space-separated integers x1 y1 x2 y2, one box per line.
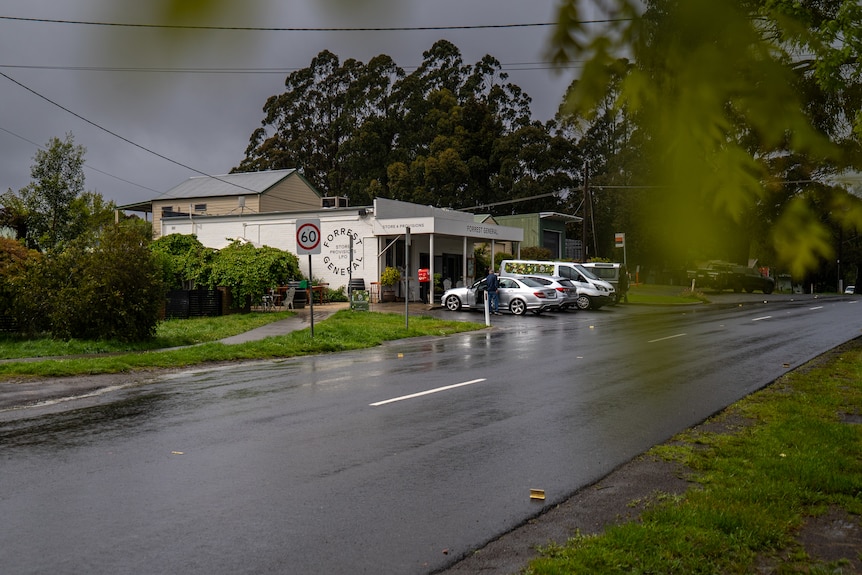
0 310 485 379
525 344 862 574
0 311 298 359
625 283 708 305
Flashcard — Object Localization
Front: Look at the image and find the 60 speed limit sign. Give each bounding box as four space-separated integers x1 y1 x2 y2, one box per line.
295 219 321 254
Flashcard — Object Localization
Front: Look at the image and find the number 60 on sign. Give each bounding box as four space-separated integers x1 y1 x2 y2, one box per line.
295 219 321 254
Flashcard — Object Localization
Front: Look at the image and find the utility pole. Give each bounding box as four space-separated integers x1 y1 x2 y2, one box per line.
582 162 590 261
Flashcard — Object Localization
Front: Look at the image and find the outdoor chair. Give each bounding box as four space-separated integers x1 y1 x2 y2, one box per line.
282 287 296 310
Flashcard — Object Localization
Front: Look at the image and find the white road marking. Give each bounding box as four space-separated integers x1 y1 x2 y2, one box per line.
810 306 824 310
752 316 772 321
648 333 686 343
370 378 487 407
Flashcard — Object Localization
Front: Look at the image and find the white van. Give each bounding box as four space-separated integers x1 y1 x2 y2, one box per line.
499 260 615 310
580 262 628 304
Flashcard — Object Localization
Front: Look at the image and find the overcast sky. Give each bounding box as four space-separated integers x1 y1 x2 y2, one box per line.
0 0 584 208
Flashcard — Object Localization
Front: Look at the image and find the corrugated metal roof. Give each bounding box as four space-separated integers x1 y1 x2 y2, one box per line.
157 169 298 200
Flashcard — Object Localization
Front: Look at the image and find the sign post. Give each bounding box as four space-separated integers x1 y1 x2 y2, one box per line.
615 232 627 266
404 227 410 329
296 219 321 337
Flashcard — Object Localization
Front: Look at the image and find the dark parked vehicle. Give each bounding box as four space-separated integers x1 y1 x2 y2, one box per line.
687 261 775 294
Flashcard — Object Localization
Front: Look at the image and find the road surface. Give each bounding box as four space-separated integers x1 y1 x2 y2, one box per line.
0 294 858 574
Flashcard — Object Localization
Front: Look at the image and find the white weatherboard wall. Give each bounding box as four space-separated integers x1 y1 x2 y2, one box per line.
162 210 377 291
161 198 525 295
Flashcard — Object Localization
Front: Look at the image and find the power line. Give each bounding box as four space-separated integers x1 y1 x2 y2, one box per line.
459 190 582 211
0 62 584 74
0 70 260 195
0 126 163 194
0 15 625 32
0 64 303 75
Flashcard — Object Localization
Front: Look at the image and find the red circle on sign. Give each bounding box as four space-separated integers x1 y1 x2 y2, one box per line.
297 222 321 250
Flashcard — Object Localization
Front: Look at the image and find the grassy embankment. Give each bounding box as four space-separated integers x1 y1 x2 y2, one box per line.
0 310 484 379
526 342 862 574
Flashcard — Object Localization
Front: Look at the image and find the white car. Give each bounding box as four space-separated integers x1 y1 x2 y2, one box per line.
442 276 559 315
845 285 855 294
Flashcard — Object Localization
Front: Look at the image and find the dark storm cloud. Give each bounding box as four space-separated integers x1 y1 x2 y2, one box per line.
0 0 573 207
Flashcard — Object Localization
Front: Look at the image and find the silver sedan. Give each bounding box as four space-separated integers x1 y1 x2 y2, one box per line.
442 276 559 315
519 275 579 310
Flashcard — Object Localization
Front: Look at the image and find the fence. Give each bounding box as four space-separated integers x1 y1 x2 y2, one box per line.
164 289 223 319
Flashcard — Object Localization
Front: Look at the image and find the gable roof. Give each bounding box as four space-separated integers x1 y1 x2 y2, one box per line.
158 169 300 200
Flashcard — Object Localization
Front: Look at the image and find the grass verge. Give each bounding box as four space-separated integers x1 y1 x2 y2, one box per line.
0 310 484 379
525 341 862 574
0 311 298 358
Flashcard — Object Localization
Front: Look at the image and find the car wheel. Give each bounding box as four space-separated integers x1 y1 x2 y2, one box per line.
576 294 592 310
444 295 462 311
509 298 527 315
763 285 774 294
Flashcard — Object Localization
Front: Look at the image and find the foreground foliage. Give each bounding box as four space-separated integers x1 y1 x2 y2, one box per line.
551 0 862 282
526 342 862 574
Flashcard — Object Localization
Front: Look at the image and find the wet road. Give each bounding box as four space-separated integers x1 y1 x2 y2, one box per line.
0 294 859 574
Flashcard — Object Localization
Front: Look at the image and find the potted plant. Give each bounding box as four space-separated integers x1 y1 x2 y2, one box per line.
380 266 400 302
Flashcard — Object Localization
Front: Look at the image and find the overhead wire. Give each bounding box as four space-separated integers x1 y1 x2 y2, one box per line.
0 14 601 197
0 126 163 195
0 70 262 195
0 62 586 74
0 15 626 32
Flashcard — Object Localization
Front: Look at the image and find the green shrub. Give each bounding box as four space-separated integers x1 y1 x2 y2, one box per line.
150 233 215 290
380 266 401 287
520 246 552 260
328 286 348 302
11 225 165 341
494 251 515 269
0 238 38 332
208 240 301 308
51 226 164 341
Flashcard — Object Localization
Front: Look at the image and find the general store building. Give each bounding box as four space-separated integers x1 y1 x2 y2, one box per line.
125 170 525 300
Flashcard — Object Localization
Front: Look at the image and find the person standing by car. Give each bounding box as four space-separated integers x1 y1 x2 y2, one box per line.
618 267 629 303
486 269 500 315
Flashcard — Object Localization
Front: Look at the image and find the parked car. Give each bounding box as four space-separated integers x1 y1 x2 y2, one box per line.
734 266 776 294
499 259 615 310
442 276 560 315
845 285 855 294
519 275 578 310
580 262 628 304
686 261 775 294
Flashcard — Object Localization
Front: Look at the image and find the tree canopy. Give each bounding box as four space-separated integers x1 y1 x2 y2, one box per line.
235 40 569 214
548 0 862 278
2 133 117 253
